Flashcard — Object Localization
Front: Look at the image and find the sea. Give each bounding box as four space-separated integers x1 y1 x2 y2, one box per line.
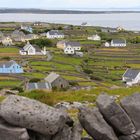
0 12 140 31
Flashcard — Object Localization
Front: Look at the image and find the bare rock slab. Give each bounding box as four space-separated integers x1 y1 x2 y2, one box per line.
96 93 136 135
78 107 118 140
0 95 68 136
120 93 140 130
0 117 29 140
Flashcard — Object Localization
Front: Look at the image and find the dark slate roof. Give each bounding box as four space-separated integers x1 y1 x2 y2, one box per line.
0 60 17 68
65 41 81 47
112 39 126 44
48 30 64 36
27 82 52 91
123 69 140 80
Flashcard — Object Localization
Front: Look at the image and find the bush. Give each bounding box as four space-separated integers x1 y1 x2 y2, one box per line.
83 69 93 74
12 87 24 93
1 56 11 61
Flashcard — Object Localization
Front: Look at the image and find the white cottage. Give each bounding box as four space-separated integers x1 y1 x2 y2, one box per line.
111 39 126 47
88 34 101 41
122 69 140 86
46 30 64 39
19 42 46 55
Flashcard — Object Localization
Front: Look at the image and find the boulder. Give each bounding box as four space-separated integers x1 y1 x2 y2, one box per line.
120 93 140 130
96 94 136 135
78 107 118 140
71 122 83 140
0 117 29 140
52 125 72 140
0 95 68 135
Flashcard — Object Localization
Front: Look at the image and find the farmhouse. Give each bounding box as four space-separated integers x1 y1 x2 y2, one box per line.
0 60 23 74
88 34 101 41
19 42 47 55
1 37 13 46
21 25 33 33
46 30 64 39
26 82 52 91
45 72 69 89
64 41 81 55
122 69 140 86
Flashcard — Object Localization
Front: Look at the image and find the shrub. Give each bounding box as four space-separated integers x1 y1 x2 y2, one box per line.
29 78 41 83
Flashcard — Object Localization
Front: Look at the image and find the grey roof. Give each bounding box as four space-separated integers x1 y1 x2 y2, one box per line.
27 82 52 91
45 72 60 83
65 41 81 47
123 69 140 80
112 39 126 44
0 60 17 68
48 30 64 36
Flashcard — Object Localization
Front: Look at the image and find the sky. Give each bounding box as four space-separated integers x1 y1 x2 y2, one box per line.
0 0 139 10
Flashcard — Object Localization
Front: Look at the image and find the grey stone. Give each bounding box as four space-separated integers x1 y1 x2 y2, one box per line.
78 107 118 140
119 131 140 140
0 117 29 140
0 95 68 136
120 93 140 130
96 93 136 135
52 125 72 140
71 122 83 140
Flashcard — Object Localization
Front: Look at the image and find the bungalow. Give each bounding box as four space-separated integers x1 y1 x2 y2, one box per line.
19 42 47 55
21 25 33 33
122 69 140 86
46 30 64 39
111 39 126 47
105 39 126 47
64 41 81 55
26 82 52 91
24 34 39 41
45 72 69 89
101 27 118 33
1 37 13 46
0 60 23 74
88 34 101 41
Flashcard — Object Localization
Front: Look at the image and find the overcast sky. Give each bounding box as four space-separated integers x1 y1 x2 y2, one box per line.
0 0 139 9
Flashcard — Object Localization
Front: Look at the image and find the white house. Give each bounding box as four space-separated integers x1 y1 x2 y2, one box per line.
111 39 126 47
105 39 126 47
122 69 140 86
88 34 101 41
46 30 64 39
1 37 13 46
19 42 46 55
64 42 81 55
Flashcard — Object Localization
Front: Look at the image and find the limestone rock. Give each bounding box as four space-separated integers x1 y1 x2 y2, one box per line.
0 95 68 135
0 117 29 140
78 107 118 140
96 93 136 135
120 93 140 130
52 125 72 140
71 122 83 140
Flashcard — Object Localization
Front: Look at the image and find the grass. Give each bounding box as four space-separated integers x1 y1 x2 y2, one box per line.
20 86 140 106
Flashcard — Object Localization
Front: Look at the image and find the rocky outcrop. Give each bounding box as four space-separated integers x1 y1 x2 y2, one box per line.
96 94 136 135
78 107 118 140
1 93 140 140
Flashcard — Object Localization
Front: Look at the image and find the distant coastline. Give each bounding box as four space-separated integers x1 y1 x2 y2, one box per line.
0 8 140 14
